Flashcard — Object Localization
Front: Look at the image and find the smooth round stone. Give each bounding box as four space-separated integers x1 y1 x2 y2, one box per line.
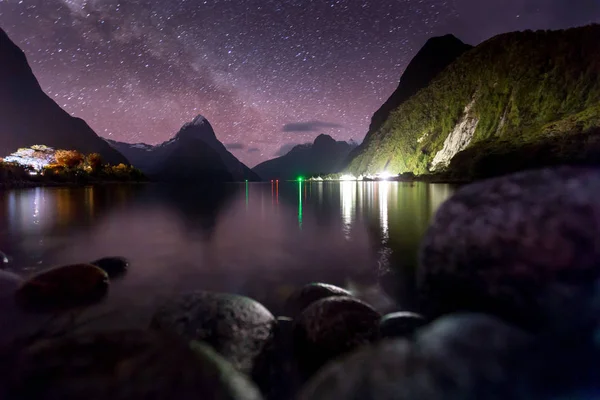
90 256 129 278
298 314 534 400
379 311 427 339
293 296 381 378
1 330 263 400
15 264 109 313
150 291 276 374
285 283 353 319
419 167 600 331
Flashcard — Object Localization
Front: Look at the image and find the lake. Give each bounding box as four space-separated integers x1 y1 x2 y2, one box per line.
0 182 454 339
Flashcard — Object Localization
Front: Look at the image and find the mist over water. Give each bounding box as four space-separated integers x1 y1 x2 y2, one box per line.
0 182 453 338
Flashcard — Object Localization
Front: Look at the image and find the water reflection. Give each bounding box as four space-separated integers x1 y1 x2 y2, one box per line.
379 182 390 241
341 181 355 237
0 182 454 320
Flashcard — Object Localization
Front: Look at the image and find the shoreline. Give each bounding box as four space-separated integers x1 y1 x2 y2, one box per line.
0 176 470 190
0 180 148 190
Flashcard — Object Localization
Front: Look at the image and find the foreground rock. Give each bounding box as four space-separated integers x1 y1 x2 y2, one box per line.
285 283 353 319
298 314 534 400
293 296 380 378
419 167 600 331
90 256 129 278
15 264 109 313
252 317 301 400
150 291 275 374
0 270 22 305
379 311 427 339
0 330 263 400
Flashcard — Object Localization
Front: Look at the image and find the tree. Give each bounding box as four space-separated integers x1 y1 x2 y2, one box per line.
86 153 103 171
55 150 85 168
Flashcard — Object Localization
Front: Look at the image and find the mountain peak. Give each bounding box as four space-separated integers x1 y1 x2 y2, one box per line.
423 34 465 48
177 115 216 141
191 115 207 126
313 134 336 146
358 32 472 151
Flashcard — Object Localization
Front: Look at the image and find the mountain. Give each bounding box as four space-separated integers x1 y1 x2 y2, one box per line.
253 134 357 180
108 115 260 182
346 35 472 168
346 25 600 180
0 28 127 165
370 35 473 141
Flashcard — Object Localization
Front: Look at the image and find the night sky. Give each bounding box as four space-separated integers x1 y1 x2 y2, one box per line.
1 1 599 166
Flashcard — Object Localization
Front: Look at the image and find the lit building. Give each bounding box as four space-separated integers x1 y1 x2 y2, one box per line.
3 145 56 172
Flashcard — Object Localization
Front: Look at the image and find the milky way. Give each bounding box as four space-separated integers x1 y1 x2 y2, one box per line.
1 0 599 166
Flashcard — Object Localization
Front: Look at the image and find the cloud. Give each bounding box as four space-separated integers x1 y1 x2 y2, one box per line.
283 120 343 132
247 147 260 153
225 142 245 150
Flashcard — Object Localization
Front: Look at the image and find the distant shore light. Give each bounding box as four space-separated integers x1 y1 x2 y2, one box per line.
340 174 357 181
376 171 394 181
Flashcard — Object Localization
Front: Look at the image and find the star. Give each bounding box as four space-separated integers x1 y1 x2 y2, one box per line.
0 0 598 167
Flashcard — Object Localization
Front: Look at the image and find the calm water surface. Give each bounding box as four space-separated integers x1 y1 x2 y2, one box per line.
0 182 454 337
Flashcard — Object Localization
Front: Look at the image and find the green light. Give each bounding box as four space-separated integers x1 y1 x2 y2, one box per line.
297 176 304 182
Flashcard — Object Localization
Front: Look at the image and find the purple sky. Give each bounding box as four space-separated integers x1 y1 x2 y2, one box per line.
1 0 598 166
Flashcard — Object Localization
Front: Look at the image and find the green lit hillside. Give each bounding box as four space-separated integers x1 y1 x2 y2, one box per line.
347 25 600 179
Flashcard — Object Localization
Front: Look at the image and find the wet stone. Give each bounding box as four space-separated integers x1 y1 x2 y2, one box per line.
15 264 109 313
1 330 263 400
285 283 353 319
293 296 381 378
298 314 534 400
150 291 276 374
419 167 600 331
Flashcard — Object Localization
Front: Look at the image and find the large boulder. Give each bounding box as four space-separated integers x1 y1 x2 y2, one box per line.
298 314 534 400
0 330 263 400
15 264 109 313
293 296 381 378
150 291 275 374
419 167 600 331
285 283 353 319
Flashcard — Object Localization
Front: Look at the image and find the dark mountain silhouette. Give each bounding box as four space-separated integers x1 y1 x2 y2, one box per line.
371 34 473 137
253 134 357 180
346 25 600 180
346 34 472 168
0 28 127 164
108 115 260 182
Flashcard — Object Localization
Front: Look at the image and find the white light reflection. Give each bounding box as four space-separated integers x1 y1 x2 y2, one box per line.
6 188 54 234
340 181 356 238
379 182 390 240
